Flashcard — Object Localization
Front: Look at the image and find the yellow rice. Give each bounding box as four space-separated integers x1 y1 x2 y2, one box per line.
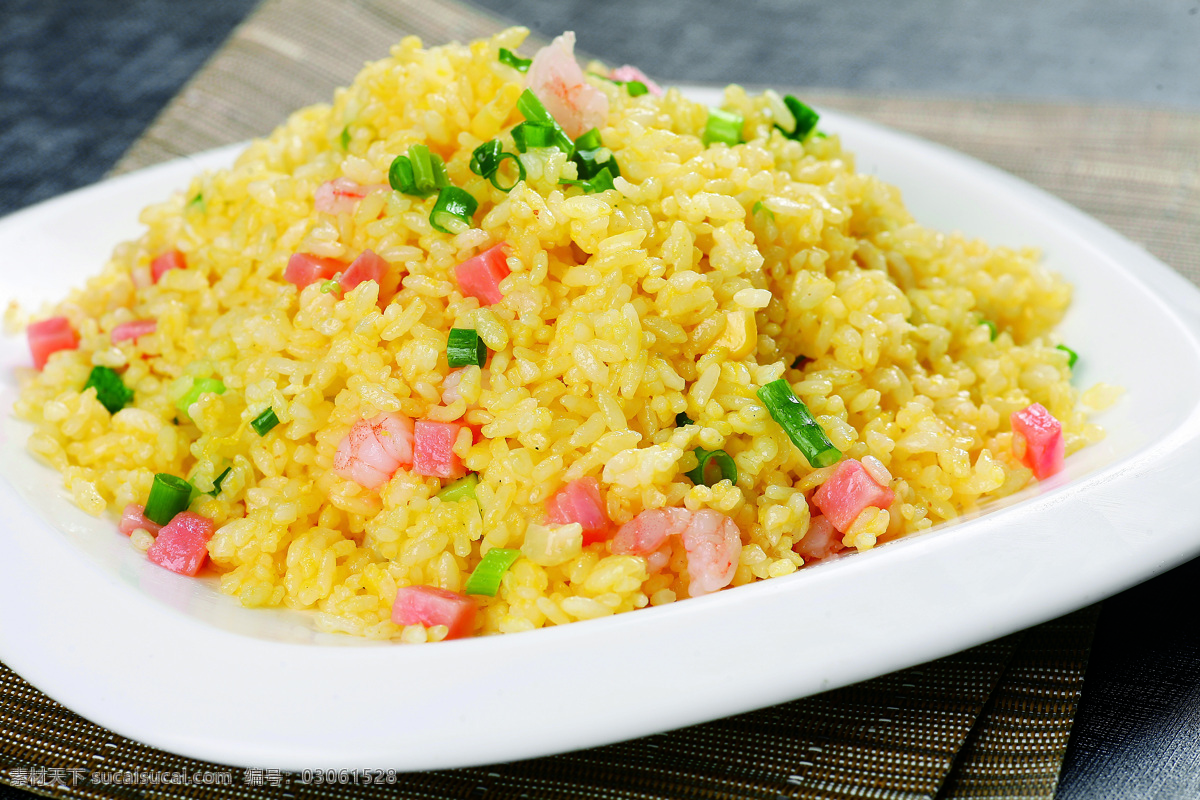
13 29 1111 640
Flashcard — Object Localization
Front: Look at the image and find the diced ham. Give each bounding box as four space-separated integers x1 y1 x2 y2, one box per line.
284 252 346 289
391 585 477 640
412 420 467 480
111 319 157 344
812 458 895 533
609 65 663 96
546 477 612 545
793 515 843 561
150 249 186 283
26 316 79 370
146 511 214 576
1011 402 1065 481
453 244 510 306
339 249 390 292
118 503 163 537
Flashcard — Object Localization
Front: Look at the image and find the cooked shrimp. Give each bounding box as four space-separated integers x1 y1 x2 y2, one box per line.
793 515 842 562
333 412 415 490
526 32 609 139
314 178 388 215
611 507 741 596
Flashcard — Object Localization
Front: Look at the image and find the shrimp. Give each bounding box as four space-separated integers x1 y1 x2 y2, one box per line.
793 515 843 562
314 178 388 215
611 507 742 596
525 32 609 139
333 412 415 490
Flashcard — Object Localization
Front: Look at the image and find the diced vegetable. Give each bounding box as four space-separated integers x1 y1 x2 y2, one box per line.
469 139 526 192
146 511 215 576
516 89 575 153
339 249 390 292
209 466 232 497
111 318 156 344
498 47 531 72
1057 344 1079 368
675 412 694 427
453 243 510 305
463 548 521 596
144 473 193 526
703 108 744 146
175 377 225 418
27 316 79 370
251 408 279 436
83 365 134 414
391 585 477 640
559 166 615 194
756 379 841 468
570 128 620 183
447 328 488 367
1011 402 1065 480
436 473 479 503
413 420 466 479
429 186 479 234
119 503 163 537
284 252 345 289
981 319 997 341
388 144 449 197
777 95 819 141
812 458 895 533
150 249 186 283
751 200 774 221
685 447 738 487
545 477 611 545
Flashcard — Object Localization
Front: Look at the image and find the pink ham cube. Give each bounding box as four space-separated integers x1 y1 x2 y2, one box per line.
146 512 214 577
453 244 509 306
391 585 476 640
118 503 163 537
27 316 79 370
546 477 612 545
284 253 346 289
111 319 157 344
812 458 895 533
412 420 466 480
150 249 186 283
1011 402 1065 481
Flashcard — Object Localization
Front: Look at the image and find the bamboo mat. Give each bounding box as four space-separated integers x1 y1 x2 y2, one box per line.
4 0 1200 796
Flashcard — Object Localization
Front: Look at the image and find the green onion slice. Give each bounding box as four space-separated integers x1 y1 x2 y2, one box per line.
756 378 842 468
437 473 479 503
447 328 488 367
981 319 997 341
470 139 526 192
186 193 205 213
685 447 738 486
498 47 532 72
209 466 232 497
175 377 226 418
464 547 521 596
339 126 351 151
388 146 449 197
777 95 820 141
516 90 574 152
570 128 620 182
145 473 192 526
703 108 744 146
675 411 694 427
559 165 616 194
751 200 774 221
251 408 280 436
624 81 649 97
388 155 416 193
83 365 134 414
430 186 479 234
1057 344 1079 368
511 121 561 153
790 355 810 370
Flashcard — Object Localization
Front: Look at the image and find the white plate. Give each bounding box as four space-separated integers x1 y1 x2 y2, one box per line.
3 87 1200 771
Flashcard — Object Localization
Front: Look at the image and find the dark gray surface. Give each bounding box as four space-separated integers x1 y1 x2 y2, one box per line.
473 0 1200 108
2 1 1200 797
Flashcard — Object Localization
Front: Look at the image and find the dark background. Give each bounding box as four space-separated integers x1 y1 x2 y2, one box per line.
3 0 1200 796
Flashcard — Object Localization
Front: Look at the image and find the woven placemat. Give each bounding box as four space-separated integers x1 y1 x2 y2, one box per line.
4 0 1199 795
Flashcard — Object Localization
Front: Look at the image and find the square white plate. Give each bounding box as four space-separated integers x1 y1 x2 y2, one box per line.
2 89 1200 770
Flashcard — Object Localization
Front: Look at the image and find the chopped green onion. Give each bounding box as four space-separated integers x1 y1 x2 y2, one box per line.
1057 344 1079 368
319 278 342 295
560 165 616 194
675 412 694 427
83 365 134 414
186 193 205 213
685 447 738 486
511 122 561 153
175 377 226 418
570 128 620 181
251 408 280 436
464 547 521 596
981 319 997 341
447 328 488 367
209 466 232 497
437 473 479 503
388 146 449 197
516 89 574 152
624 81 649 97
470 139 526 192
777 95 820 141
791 355 810 370
751 200 774 221
145 473 192 526
703 108 744 146
429 186 479 234
756 378 842 468
498 47 532 72
339 126 351 150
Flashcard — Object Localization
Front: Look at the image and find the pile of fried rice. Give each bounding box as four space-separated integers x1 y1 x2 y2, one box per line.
11 29 1117 641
